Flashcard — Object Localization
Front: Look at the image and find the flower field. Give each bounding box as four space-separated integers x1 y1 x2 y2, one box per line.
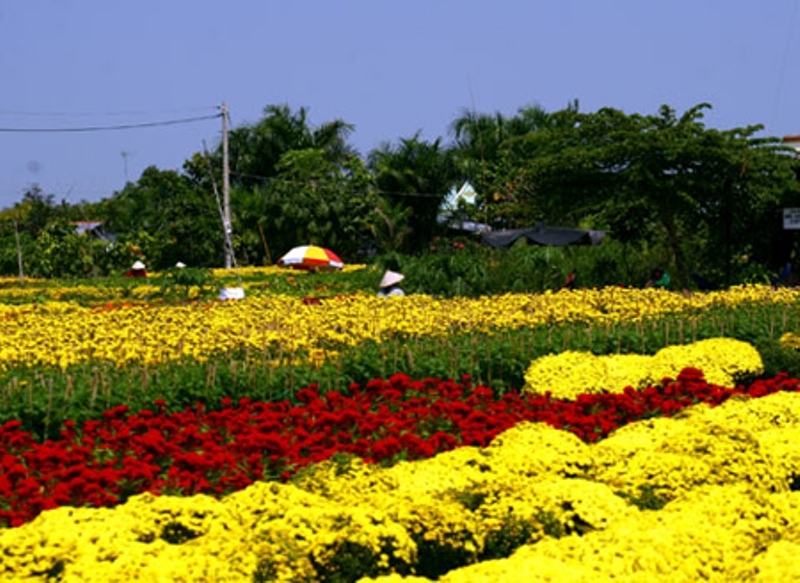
2 282 800 439
0 283 798 373
2 282 800 580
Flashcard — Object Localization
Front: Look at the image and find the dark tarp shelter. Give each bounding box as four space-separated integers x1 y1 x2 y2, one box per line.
481 223 606 249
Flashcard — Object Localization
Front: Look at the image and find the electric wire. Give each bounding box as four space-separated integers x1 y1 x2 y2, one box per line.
0 113 221 133
0 106 219 118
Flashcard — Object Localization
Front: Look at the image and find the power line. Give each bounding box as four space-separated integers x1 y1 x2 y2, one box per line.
0 106 219 117
0 113 221 133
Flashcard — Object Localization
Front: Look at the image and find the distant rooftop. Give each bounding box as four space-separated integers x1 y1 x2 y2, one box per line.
73 221 104 235
72 221 115 241
783 135 800 153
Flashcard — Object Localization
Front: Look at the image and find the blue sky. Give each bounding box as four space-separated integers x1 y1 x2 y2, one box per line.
1 0 799 209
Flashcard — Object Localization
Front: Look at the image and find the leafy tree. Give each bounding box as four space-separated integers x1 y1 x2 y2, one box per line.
101 166 222 268
448 101 579 229
362 197 413 255
259 148 378 261
8 185 58 239
183 104 361 265
0 218 35 277
495 104 800 285
225 104 356 189
368 133 458 253
29 219 93 278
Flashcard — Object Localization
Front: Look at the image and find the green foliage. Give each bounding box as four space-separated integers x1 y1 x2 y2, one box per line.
534 510 565 538
160 522 201 545
361 197 413 255
258 149 378 262
102 166 223 269
368 133 459 253
156 266 220 301
753 337 800 379
311 540 404 583
189 104 362 267
482 103 800 287
480 515 540 561
617 485 670 511
31 220 98 278
451 489 489 512
376 239 686 298
1 100 797 286
223 103 356 191
413 535 475 580
6 186 59 239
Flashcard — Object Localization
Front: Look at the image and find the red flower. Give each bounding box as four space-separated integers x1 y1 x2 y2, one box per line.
1 370 799 528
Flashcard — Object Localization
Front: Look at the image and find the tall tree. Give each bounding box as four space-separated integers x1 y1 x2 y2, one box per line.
259 148 377 261
368 133 457 253
101 166 222 268
497 104 800 285
226 104 356 190
182 104 360 264
448 101 579 228
11 185 58 238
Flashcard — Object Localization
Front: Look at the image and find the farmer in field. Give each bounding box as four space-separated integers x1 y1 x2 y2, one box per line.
125 260 148 278
561 269 578 290
378 270 405 297
645 268 670 290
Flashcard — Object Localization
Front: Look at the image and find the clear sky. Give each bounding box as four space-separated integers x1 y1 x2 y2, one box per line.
1 0 799 209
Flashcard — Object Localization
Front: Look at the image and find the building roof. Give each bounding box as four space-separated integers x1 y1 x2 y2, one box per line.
73 221 104 235
783 136 800 154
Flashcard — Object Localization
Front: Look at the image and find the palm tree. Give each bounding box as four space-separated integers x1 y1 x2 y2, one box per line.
448 101 580 229
449 102 577 186
368 133 458 253
229 104 356 189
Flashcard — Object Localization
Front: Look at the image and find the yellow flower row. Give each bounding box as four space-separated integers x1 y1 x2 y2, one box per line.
523 338 764 399
209 264 367 277
3 391 800 581
0 285 795 371
781 331 800 351
0 265 368 303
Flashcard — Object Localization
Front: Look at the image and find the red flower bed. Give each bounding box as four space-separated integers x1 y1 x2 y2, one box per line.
0 368 797 528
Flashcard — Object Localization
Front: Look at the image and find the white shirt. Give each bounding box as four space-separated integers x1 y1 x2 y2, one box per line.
378 286 405 297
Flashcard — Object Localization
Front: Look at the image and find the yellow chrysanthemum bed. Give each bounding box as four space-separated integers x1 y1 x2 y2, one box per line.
523 338 764 400
3 391 800 581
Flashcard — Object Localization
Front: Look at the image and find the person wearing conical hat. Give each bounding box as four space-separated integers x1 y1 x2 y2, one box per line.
125 260 148 278
377 270 405 297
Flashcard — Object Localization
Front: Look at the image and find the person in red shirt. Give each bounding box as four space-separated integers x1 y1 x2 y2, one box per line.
125 260 147 278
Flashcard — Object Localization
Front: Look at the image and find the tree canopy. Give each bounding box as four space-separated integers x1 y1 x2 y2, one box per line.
1 101 798 288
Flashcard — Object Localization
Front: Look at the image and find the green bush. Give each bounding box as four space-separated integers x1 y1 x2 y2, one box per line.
157 266 220 300
754 337 800 379
375 238 690 298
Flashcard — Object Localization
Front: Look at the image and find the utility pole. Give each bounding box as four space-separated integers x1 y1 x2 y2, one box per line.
121 150 130 183
222 101 232 269
13 219 24 282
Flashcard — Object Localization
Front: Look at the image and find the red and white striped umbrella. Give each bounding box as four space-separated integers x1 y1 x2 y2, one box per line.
277 245 344 271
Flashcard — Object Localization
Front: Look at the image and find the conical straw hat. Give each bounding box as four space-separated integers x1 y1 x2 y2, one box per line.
380 270 404 288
